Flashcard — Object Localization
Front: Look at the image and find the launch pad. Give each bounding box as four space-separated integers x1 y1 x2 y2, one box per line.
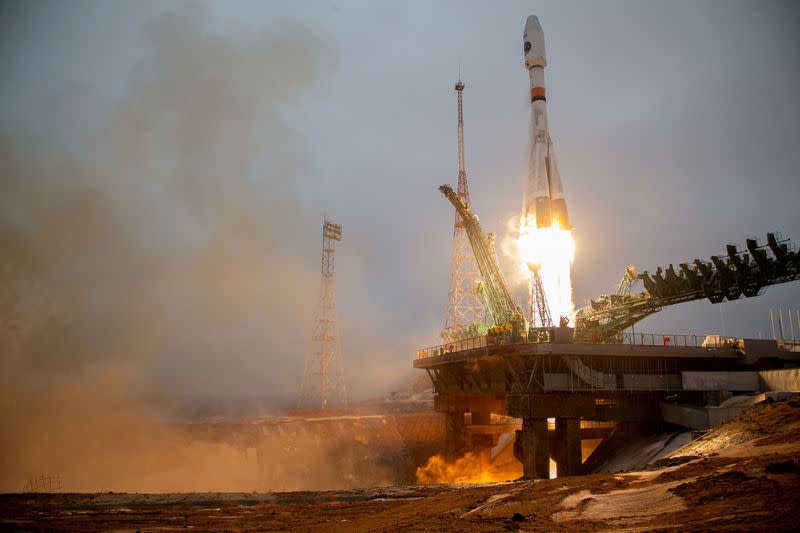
420 14 800 481
415 335 800 478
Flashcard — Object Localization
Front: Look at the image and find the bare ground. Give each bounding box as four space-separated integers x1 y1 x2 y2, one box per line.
2 395 799 532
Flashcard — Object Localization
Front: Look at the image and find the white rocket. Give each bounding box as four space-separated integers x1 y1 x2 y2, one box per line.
522 16 570 229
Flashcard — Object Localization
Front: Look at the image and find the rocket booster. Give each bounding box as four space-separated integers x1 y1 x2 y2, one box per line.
522 16 570 229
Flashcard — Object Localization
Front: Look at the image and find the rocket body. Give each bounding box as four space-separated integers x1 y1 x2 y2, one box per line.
522 16 570 229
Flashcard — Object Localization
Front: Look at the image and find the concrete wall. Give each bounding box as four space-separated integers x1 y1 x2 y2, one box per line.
660 403 711 430
759 368 800 392
544 373 572 390
623 374 682 390
681 371 759 391
707 397 765 427
661 394 767 429
737 339 781 365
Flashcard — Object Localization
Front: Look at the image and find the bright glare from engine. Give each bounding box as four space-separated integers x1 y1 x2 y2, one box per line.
517 217 576 322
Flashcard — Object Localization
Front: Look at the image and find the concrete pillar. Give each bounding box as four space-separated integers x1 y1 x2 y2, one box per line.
513 418 549 479
554 418 582 477
445 410 466 460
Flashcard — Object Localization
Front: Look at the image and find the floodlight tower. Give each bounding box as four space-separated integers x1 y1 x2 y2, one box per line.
444 80 485 335
298 219 347 408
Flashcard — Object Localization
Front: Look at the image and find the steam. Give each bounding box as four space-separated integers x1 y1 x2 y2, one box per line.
1 5 332 399
0 5 386 491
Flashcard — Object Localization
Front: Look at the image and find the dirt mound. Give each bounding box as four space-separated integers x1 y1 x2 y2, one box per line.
646 454 698 470
727 396 800 433
755 425 800 446
765 459 800 474
670 470 780 504
654 455 739 482
666 393 800 459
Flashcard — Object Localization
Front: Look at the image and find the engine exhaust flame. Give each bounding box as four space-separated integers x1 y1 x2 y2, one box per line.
516 216 576 323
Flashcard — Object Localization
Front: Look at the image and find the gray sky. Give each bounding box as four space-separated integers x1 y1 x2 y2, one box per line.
2 0 799 403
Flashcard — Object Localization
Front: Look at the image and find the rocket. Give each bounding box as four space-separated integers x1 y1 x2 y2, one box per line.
522 15 571 229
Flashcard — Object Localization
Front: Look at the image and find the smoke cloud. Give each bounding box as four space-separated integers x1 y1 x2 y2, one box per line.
1 4 334 394
0 5 417 492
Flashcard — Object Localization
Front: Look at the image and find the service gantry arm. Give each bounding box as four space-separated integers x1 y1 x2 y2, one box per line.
439 185 525 330
575 233 800 342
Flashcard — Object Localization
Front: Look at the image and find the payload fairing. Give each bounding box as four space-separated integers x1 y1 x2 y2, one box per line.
522 16 570 229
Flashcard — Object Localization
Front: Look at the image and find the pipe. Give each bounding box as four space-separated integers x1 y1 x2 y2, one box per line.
771 308 776 340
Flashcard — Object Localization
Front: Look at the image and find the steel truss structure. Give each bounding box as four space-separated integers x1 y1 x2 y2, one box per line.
298 220 347 408
575 233 800 342
443 80 486 342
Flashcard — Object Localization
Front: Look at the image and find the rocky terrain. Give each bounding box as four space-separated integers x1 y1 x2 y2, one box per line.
2 395 799 532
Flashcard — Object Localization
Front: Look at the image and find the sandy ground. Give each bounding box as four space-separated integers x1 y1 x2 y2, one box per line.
2 396 799 532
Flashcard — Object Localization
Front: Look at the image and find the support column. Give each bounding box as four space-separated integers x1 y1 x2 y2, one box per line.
513 418 549 479
469 410 493 465
554 418 582 477
445 409 466 460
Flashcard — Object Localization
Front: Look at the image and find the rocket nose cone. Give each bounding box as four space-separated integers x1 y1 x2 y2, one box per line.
523 15 546 68
524 15 542 38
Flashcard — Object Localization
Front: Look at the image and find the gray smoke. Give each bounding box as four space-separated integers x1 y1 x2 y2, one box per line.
0 0 436 452
0 3 422 492
0 4 344 399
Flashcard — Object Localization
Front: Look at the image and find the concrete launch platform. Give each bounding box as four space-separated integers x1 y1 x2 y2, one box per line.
414 336 800 479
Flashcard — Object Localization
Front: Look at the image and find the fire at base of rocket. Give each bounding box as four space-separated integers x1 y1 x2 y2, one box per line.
522 15 570 230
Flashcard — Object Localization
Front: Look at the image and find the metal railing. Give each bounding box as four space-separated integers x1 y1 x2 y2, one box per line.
615 332 738 348
415 331 741 359
415 335 489 360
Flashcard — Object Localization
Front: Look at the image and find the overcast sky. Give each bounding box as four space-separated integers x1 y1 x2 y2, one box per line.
2 0 799 403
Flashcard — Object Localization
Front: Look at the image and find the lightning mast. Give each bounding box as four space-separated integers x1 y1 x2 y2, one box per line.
298 220 347 408
443 80 485 339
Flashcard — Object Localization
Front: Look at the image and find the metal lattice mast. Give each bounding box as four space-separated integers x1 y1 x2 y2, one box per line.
529 268 553 328
298 220 347 408
444 80 485 333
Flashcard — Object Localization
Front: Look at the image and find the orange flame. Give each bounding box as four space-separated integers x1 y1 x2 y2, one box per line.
416 453 521 484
